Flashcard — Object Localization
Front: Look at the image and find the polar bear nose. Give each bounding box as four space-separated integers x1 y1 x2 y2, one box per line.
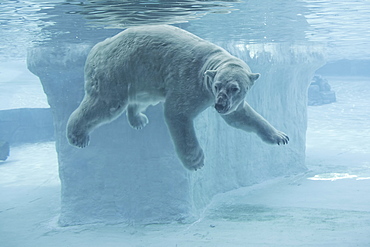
215 93 229 113
215 103 227 113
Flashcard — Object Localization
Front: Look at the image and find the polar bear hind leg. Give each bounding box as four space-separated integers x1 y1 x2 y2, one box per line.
67 95 127 148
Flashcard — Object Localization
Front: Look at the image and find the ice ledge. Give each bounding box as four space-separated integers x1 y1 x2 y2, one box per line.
27 42 324 226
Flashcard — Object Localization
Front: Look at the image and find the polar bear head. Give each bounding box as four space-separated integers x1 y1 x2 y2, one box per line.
204 67 260 115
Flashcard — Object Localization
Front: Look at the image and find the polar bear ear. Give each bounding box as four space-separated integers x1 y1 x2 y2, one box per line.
204 70 217 80
249 73 260 82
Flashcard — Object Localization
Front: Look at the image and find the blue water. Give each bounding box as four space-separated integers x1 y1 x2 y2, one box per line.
1 0 370 61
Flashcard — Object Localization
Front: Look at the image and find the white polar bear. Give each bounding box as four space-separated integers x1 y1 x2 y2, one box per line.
67 25 289 171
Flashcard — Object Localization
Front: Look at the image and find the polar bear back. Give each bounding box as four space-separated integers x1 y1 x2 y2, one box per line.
84 25 230 102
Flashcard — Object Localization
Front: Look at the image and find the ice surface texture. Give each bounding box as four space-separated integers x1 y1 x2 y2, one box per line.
27 36 324 226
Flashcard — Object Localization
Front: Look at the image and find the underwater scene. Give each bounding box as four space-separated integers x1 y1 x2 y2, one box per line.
1 0 370 246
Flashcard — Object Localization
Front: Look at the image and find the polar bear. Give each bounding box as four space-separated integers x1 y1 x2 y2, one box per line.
67 25 289 171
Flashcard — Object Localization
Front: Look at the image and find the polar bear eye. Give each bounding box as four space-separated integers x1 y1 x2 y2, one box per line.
230 86 239 93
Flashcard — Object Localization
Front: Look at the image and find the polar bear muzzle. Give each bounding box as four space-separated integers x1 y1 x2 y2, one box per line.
214 92 230 114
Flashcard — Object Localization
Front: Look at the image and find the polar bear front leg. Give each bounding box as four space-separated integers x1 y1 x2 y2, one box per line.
222 101 289 145
163 102 204 171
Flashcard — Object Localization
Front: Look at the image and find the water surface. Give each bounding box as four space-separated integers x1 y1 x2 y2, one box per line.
1 0 370 61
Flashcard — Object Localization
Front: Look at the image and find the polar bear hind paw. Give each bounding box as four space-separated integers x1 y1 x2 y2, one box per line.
129 113 149 130
68 131 90 148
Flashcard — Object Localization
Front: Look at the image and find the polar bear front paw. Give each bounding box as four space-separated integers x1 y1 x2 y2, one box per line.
182 149 205 171
128 113 149 130
261 130 289 145
274 131 289 145
68 131 90 148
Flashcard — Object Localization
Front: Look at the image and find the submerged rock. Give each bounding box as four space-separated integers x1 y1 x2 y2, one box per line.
308 75 336 106
0 141 10 161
